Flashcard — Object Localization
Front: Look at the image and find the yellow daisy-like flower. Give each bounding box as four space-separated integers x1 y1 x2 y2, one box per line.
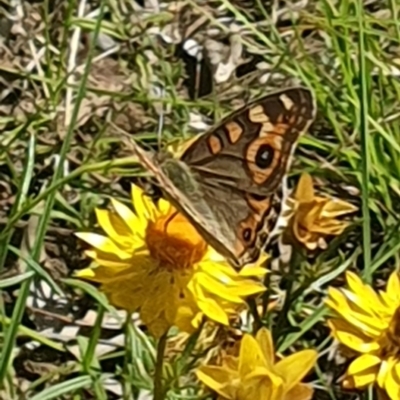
197 327 317 400
291 173 357 250
76 186 267 338
326 270 400 399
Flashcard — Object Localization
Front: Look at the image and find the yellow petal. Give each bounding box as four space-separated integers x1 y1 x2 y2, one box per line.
256 327 275 367
75 232 133 259
244 365 274 380
74 261 133 282
85 249 136 268
386 271 400 304
348 354 381 375
194 272 244 304
196 297 229 325
175 305 199 333
75 268 95 278
345 271 386 313
294 173 315 202
345 359 378 388
111 197 146 238
384 364 400 400
158 198 171 215
227 279 266 297
95 208 144 251
238 252 269 275
327 319 379 353
198 261 239 281
239 265 269 278
197 366 237 399
243 372 283 400
309 219 349 235
239 334 267 378
321 198 358 218
131 185 156 223
275 350 317 392
326 288 384 337
190 311 204 329
377 358 394 389
292 220 318 249
197 365 235 391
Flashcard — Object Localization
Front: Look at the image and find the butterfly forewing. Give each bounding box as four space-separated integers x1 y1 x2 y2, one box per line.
181 87 315 196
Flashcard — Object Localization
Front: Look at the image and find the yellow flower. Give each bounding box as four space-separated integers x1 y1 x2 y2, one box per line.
76 186 267 338
196 327 317 400
326 270 400 399
291 173 357 250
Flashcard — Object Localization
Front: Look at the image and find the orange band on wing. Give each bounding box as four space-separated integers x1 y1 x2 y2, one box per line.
245 135 283 185
225 121 243 144
207 135 223 155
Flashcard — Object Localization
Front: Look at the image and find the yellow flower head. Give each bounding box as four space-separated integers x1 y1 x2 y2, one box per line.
291 173 357 250
76 186 267 337
196 327 317 400
326 270 400 399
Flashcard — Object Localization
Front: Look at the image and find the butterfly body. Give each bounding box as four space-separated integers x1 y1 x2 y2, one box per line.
132 87 316 267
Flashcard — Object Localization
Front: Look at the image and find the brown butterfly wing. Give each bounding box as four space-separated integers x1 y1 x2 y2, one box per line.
181 87 315 195
132 88 316 267
131 143 274 267
178 87 316 265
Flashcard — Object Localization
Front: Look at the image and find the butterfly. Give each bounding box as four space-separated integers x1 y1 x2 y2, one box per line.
130 87 316 268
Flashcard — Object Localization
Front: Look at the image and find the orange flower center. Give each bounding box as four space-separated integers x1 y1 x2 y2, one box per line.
379 307 400 358
145 207 207 270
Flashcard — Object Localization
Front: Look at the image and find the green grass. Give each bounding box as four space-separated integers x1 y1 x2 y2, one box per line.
0 0 399 399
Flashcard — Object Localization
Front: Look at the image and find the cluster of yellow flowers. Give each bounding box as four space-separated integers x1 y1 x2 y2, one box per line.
76 173 400 400
196 327 317 400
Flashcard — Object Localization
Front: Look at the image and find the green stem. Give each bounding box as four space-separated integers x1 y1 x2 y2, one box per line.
274 248 301 343
177 321 204 373
154 333 167 400
357 0 371 283
123 313 133 400
83 305 105 372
